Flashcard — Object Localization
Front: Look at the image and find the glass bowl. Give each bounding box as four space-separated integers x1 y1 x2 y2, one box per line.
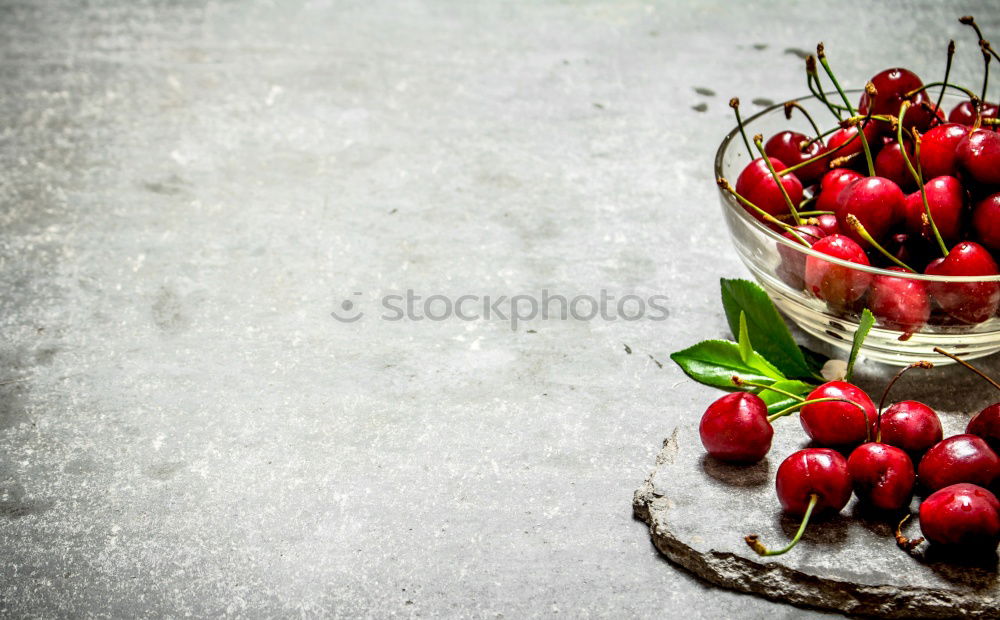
715 92 1000 366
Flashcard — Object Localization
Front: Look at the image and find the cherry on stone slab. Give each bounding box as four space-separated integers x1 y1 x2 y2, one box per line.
868 267 931 335
878 400 943 456
815 168 863 215
874 141 917 192
735 157 804 224
835 176 904 248
699 392 773 463
847 442 915 511
919 123 969 178
919 483 1000 549
800 381 876 447
957 129 1000 186
917 434 1000 492
968 403 1000 454
972 193 1000 252
776 448 853 516
765 131 828 185
925 241 1000 325
803 234 873 308
901 175 965 245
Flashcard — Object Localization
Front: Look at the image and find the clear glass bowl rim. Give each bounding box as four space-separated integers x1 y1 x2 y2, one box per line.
713 90 1000 283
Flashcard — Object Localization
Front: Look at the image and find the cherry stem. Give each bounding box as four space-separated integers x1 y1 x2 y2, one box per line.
784 101 823 140
817 43 856 116
766 396 865 424
897 101 949 257
753 135 801 225
876 361 933 441
906 81 979 102
745 493 818 556
844 214 915 272
717 177 811 245
932 347 1000 391
806 55 844 120
731 376 806 403
960 16 994 103
935 41 956 117
779 210 833 221
895 514 925 552
778 125 868 176
730 98 754 160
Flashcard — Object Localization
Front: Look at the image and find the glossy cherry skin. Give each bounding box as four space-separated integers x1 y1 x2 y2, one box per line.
972 193 1000 252
835 176 904 247
847 442 915 511
736 157 805 223
957 129 1000 185
765 131 828 185
826 123 880 166
874 142 916 192
699 392 773 463
878 400 943 456
775 448 853 516
967 403 1000 454
815 168 863 215
901 175 965 245
868 267 931 334
948 100 999 127
918 434 1000 492
800 381 877 447
777 225 826 289
804 234 873 307
814 213 840 236
920 123 969 178
858 68 937 133
919 483 1000 549
925 241 1000 325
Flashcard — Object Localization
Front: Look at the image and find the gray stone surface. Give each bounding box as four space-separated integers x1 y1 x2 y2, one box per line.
0 0 998 617
634 419 999 618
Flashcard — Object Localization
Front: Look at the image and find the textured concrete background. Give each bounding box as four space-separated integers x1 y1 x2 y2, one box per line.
0 0 998 617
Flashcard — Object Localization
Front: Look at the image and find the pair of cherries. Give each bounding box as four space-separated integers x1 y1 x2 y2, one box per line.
700 356 1000 555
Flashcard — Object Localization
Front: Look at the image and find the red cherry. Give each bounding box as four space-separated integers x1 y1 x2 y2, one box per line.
919 123 969 178
804 234 873 307
874 141 916 192
878 400 943 455
901 175 965 245
919 483 1000 549
925 241 1000 325
918 434 1000 492
777 225 826 289
815 168 863 215
868 267 931 334
776 448 853 515
813 213 841 236
858 68 937 133
879 232 933 272
948 100 999 127
967 403 1000 454
847 442 915 511
735 158 805 223
972 193 1000 252
764 131 828 185
826 123 880 165
835 176 904 247
699 392 773 463
957 129 1000 186
800 381 876 447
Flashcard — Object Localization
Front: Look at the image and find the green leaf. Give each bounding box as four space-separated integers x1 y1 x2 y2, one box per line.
846 308 875 382
670 339 785 391
720 278 814 379
756 379 814 415
737 312 753 364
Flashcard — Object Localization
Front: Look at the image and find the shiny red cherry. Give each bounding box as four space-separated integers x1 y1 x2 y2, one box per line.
948 100 999 127
874 141 917 192
869 267 931 334
777 225 826 289
920 123 969 178
919 483 1000 549
800 381 876 446
826 123 880 166
803 234 873 307
813 213 841 236
836 176 904 247
847 442 915 511
957 129 1000 186
735 157 805 223
925 241 1000 325
815 168 864 215
968 403 1000 455
858 68 938 133
878 400 943 456
901 175 965 245
765 131 828 185
699 392 773 463
918 434 1000 492
775 448 853 516
972 193 1000 252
